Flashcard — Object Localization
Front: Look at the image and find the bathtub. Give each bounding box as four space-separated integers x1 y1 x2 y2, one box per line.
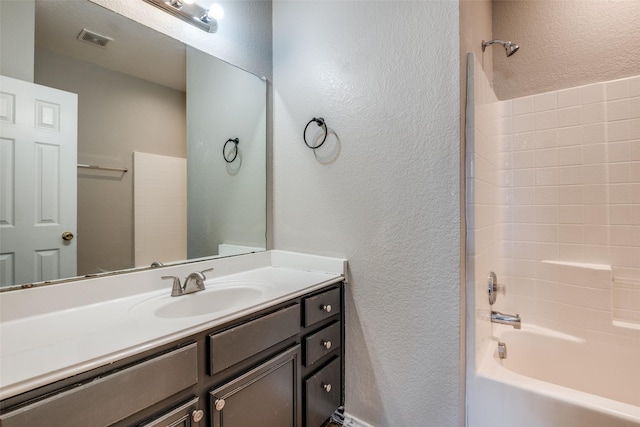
468 324 640 427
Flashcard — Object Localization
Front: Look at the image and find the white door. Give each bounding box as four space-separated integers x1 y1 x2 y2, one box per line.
0 75 78 287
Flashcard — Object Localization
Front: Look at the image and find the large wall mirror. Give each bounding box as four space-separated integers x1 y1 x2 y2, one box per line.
0 0 266 290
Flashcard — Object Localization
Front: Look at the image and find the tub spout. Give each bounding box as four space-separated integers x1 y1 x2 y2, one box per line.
491 311 521 329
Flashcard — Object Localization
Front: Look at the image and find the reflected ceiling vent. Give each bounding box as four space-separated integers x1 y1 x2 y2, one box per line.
77 29 113 48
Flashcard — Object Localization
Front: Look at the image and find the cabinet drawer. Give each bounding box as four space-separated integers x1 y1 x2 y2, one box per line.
303 321 341 367
303 287 340 327
304 357 341 427
209 304 300 375
0 343 198 427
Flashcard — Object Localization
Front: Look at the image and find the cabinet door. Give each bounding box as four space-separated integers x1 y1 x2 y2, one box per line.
140 398 202 427
209 345 301 427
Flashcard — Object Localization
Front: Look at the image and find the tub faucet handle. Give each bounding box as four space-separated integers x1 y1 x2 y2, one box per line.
488 272 506 305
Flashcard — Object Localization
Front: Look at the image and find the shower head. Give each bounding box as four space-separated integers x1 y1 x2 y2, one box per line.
482 39 519 57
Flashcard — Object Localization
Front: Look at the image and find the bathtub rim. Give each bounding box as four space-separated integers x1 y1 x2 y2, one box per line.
475 323 640 425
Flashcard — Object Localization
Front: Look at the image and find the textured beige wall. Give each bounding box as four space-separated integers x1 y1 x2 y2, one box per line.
493 0 640 100
460 0 493 153
461 0 493 86
0 0 34 82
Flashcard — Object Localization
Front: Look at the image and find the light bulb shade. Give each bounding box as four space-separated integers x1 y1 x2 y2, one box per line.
207 4 224 20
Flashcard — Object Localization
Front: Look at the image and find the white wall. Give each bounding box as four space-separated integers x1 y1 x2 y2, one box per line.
186 47 267 258
273 2 461 426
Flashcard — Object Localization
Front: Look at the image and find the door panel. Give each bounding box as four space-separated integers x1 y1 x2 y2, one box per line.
0 75 77 287
210 346 301 427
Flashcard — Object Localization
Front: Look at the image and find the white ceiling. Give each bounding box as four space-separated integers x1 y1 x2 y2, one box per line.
35 0 186 92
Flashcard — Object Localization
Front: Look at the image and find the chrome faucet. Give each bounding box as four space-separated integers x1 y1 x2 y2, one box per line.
491 311 521 329
183 268 213 294
162 268 214 297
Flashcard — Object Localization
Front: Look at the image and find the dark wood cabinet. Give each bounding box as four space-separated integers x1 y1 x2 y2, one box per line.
300 287 345 427
208 304 300 376
303 287 341 327
209 346 301 427
304 321 341 367
0 282 344 427
140 398 202 427
304 357 342 427
0 344 199 427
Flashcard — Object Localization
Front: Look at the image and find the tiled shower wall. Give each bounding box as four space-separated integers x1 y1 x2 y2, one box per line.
499 75 640 329
468 55 640 366
133 152 187 268
467 54 502 368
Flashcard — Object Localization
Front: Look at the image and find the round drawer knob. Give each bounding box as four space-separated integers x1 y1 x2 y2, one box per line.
214 398 226 411
322 340 332 350
322 383 332 393
322 304 332 313
192 409 204 423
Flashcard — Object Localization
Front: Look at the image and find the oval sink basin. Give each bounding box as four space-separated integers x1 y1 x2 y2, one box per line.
157 286 263 318
130 282 270 319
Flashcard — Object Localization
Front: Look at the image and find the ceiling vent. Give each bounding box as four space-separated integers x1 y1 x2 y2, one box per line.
77 29 113 48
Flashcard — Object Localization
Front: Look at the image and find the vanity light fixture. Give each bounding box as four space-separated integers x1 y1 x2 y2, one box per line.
142 0 219 33
207 4 224 20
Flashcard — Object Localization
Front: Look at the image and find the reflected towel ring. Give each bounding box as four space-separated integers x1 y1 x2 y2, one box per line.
223 138 239 163
303 117 328 149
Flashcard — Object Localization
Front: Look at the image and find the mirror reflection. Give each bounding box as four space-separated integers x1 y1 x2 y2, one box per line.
0 0 266 290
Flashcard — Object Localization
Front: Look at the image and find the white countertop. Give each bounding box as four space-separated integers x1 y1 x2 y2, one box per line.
0 251 346 400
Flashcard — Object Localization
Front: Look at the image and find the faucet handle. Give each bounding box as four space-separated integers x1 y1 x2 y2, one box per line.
488 272 506 305
162 275 183 297
183 268 214 293
194 268 214 289
200 268 214 277
191 268 213 283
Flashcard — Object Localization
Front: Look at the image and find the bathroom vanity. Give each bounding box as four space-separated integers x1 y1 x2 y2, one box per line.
0 251 346 427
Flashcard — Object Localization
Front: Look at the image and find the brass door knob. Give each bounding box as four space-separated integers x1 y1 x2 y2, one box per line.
62 231 74 241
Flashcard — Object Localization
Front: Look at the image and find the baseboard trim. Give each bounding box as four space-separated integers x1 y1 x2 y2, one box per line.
343 412 376 427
